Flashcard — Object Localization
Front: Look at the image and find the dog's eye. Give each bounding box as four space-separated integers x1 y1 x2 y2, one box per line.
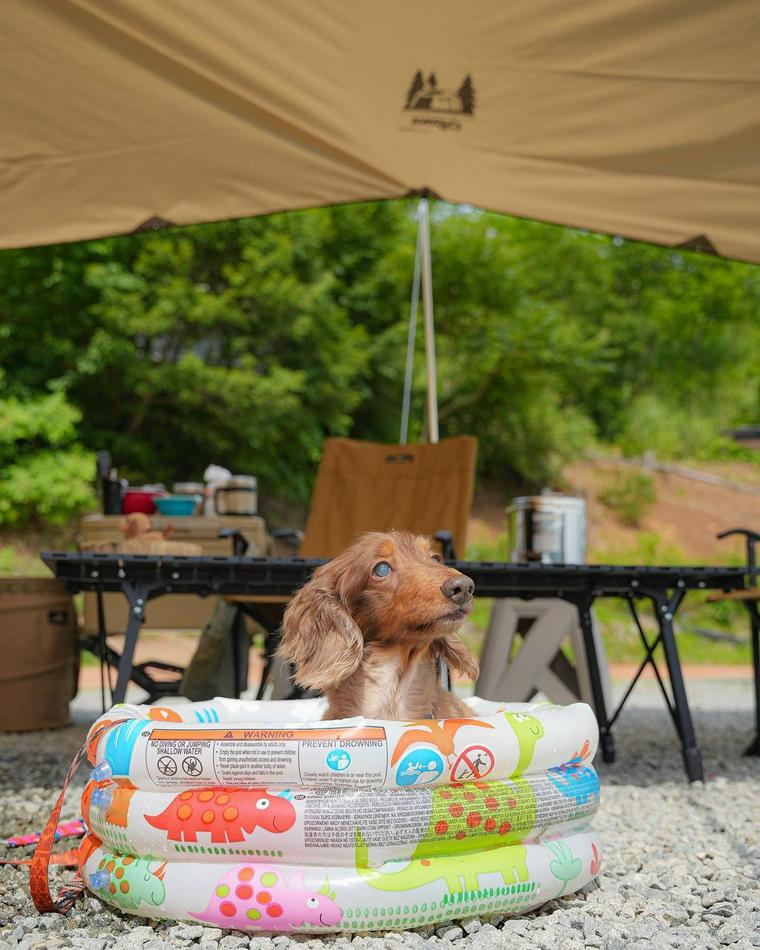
431 553 443 563
373 561 392 577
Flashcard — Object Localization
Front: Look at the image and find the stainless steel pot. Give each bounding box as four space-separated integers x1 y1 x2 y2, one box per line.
214 475 258 515
508 491 587 564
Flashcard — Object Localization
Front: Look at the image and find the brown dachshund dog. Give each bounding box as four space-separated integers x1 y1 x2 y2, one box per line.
278 531 478 720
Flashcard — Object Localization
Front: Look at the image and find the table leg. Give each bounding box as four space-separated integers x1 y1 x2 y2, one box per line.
654 593 704 782
572 596 615 763
112 596 145 705
745 601 760 756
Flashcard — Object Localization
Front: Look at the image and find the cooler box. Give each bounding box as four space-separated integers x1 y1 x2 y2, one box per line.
79 514 269 633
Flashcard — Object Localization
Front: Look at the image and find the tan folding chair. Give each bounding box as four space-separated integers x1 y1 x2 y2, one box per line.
226 435 478 697
299 435 476 557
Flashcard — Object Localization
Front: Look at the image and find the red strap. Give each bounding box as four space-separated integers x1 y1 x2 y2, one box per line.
2 849 79 868
30 718 128 914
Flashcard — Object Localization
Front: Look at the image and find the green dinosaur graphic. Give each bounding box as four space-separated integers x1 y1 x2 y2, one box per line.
356 829 529 894
95 852 166 910
355 777 536 893
545 840 582 896
504 712 545 777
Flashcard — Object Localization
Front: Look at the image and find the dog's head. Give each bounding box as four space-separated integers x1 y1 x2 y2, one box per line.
279 531 476 692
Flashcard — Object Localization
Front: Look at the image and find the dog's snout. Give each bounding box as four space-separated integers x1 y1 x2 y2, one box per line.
441 574 475 605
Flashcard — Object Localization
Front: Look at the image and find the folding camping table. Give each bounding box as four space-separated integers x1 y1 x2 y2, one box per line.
42 552 752 782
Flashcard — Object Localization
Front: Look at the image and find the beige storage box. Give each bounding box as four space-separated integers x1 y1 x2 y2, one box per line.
79 514 269 634
0 577 79 731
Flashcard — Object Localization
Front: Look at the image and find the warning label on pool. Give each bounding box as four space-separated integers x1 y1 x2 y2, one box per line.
145 726 387 787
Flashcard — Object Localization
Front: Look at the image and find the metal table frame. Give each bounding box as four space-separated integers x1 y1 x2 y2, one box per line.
42 552 752 782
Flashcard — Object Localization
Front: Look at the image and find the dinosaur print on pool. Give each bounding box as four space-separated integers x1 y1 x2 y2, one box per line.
145 788 296 843
93 852 166 910
504 712 545 777
192 864 342 930
355 777 536 893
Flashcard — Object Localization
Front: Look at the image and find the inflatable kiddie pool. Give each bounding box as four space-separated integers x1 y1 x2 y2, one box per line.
80 697 602 933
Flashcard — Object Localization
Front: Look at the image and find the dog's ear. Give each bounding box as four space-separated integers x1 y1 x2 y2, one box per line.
278 565 364 692
432 633 479 681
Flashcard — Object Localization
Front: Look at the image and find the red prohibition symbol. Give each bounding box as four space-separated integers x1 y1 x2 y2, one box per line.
451 745 495 782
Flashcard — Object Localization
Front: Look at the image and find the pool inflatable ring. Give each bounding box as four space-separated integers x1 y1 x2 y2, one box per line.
80 697 602 932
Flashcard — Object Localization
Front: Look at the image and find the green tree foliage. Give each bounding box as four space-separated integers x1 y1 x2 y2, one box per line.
1 201 758 525
0 391 95 525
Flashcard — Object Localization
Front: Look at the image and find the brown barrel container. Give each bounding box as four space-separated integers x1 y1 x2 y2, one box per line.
0 577 79 731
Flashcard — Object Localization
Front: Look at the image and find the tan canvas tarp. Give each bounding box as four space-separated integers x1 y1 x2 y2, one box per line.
3 1 760 260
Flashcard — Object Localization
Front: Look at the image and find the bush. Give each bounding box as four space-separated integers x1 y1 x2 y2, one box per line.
0 393 95 526
617 394 726 461
598 470 657 526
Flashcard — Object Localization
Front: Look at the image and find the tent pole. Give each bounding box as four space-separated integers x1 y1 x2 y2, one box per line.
419 197 439 443
399 218 423 444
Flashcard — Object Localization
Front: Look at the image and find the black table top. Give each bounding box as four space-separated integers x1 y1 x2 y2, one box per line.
41 551 751 599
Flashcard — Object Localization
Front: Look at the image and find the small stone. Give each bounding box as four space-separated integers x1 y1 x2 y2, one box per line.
715 920 747 945
702 892 734 909
171 926 205 941
662 906 689 926
124 927 156 944
219 940 248 950
461 918 482 935
438 927 463 941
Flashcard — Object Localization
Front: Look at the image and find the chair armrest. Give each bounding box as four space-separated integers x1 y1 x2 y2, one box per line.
434 530 457 560
717 528 759 582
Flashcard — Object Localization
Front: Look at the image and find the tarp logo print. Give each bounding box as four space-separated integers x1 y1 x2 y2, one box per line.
403 71 475 132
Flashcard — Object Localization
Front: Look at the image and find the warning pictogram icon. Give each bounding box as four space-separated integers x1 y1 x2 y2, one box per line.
157 756 177 776
182 755 202 776
451 745 495 782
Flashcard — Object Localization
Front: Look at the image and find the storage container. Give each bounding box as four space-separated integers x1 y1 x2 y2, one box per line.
0 577 79 730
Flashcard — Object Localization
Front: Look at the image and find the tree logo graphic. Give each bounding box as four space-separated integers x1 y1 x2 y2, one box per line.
404 70 475 116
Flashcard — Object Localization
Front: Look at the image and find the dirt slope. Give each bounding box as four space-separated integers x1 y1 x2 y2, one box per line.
468 458 760 563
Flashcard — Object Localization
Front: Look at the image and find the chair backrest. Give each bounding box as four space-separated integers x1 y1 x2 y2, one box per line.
299 436 478 558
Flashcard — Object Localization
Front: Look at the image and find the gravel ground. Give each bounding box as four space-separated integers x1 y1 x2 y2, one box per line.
0 679 758 950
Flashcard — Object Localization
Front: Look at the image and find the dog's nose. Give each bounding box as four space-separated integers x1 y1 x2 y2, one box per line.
441 573 475 605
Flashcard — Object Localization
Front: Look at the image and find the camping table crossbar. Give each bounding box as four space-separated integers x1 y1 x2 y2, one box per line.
41 552 753 782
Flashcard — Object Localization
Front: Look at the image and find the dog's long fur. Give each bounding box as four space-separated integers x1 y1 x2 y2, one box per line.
278 531 478 720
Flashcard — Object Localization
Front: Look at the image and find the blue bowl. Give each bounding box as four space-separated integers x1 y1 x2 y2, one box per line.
153 495 199 517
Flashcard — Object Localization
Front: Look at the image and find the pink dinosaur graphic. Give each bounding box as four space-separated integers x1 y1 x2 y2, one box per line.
192 864 342 930
145 787 295 843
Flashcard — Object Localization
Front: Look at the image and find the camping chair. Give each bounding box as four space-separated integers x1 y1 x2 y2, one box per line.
708 528 760 755
224 435 478 698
